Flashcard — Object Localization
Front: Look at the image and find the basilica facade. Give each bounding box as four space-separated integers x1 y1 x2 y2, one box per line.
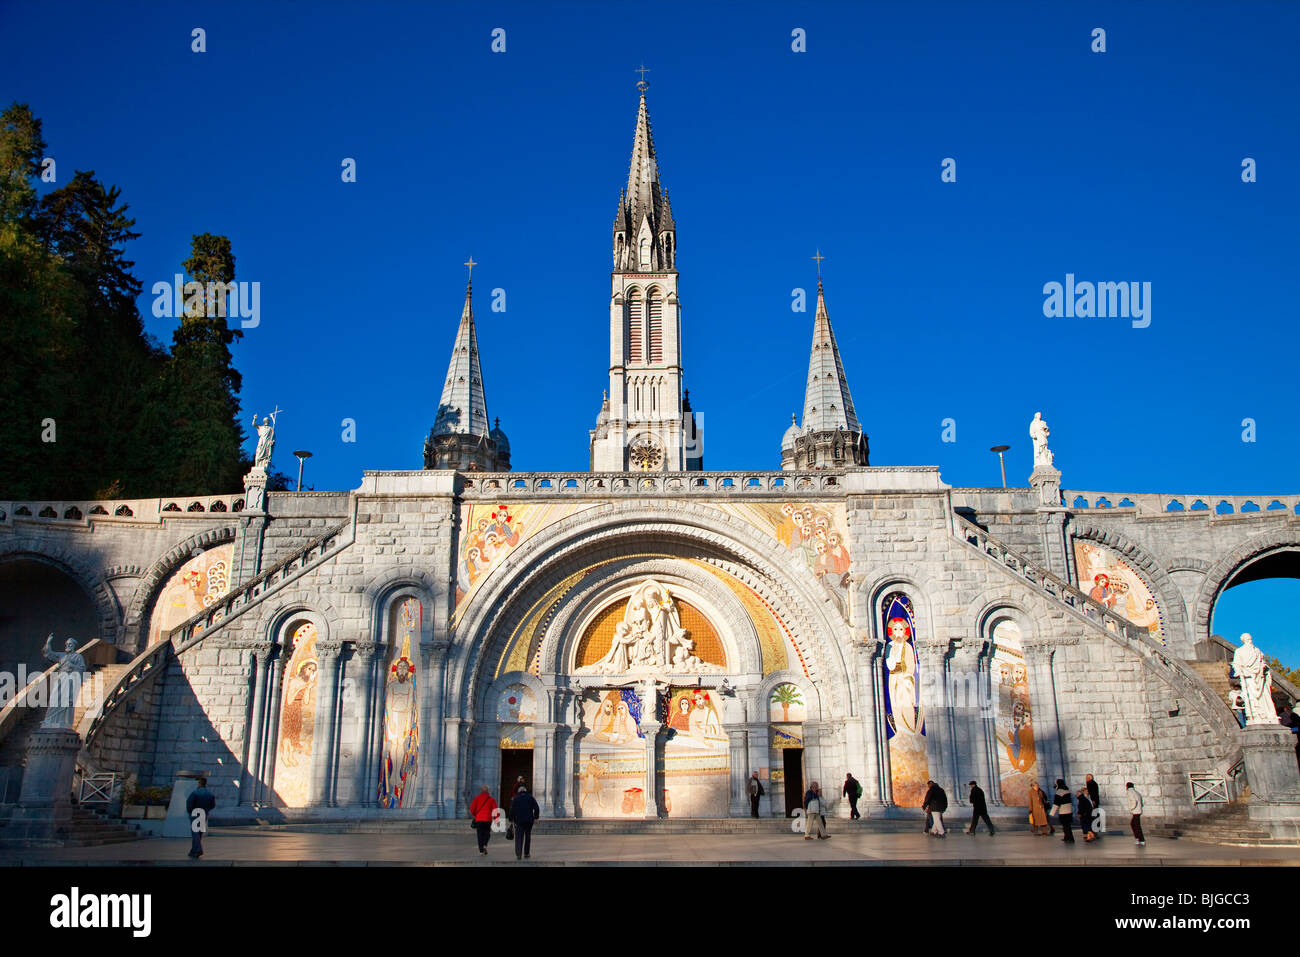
2 86 1297 827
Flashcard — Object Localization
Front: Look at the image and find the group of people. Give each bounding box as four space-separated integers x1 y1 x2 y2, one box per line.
468 776 541 860
1025 775 1145 845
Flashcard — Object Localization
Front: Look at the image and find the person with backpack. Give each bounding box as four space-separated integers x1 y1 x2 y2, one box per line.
842 772 863 820
922 780 947 837
748 771 765 817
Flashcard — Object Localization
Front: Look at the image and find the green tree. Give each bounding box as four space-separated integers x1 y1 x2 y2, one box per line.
156 233 247 493
1267 655 1300 688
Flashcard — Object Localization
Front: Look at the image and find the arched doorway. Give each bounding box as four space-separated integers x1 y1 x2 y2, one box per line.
0 559 98 680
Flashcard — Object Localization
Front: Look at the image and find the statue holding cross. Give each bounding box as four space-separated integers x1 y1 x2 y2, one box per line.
252 407 282 468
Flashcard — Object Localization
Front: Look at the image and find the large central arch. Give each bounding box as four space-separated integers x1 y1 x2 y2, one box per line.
442 501 857 816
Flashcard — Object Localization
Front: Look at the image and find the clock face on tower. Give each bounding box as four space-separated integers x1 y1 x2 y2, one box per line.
629 438 664 471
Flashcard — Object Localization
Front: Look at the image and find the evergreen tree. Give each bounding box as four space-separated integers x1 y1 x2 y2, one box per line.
157 233 247 493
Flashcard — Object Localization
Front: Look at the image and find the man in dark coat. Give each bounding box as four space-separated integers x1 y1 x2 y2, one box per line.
966 780 995 835
185 776 217 859
921 780 947 837
1085 773 1100 810
748 771 765 818
842 772 863 820
507 785 541 860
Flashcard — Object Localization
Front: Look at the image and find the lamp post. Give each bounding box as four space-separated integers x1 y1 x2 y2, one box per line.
990 445 1010 489
293 450 313 492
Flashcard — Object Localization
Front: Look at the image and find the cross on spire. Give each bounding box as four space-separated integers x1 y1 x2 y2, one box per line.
464 256 477 282
635 63 650 93
811 248 825 292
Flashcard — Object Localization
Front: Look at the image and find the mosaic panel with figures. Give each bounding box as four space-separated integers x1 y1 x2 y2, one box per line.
146 543 233 646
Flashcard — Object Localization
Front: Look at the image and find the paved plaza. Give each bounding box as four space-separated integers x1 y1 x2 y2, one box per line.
2 825 1297 866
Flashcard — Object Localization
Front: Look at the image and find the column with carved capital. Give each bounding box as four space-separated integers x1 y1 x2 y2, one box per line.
946 639 993 800
859 640 888 807
256 650 287 806
727 726 749 817
417 639 450 814
552 689 578 817
239 642 273 806
1024 644 1067 786
637 680 662 818
309 639 345 808
917 640 950 790
532 722 556 814
342 640 381 806
744 721 770 815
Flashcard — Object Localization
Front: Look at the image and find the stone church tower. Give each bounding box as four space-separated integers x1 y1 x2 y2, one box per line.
782 271 869 469
423 275 510 471
590 83 702 471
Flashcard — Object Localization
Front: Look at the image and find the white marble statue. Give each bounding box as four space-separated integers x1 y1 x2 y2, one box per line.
252 409 279 467
578 579 722 675
1030 411 1053 469
40 633 88 729
1232 633 1276 726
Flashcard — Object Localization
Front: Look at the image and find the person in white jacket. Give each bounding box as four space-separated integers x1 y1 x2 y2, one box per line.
1126 782 1145 846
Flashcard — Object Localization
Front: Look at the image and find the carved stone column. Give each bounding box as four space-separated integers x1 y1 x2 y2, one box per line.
532 721 556 813
553 689 579 817
727 725 749 817
1025 644 1066 786
917 639 949 790
946 638 993 800
240 641 273 806
258 651 286 806
745 721 770 815
860 640 888 807
637 681 663 818
344 640 381 807
310 638 344 808
417 639 450 814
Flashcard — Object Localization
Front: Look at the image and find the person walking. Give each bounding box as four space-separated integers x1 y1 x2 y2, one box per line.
1085 773 1100 811
921 780 947 837
469 784 498 855
185 776 216 859
507 784 540 860
1126 782 1145 846
1028 781 1053 836
1051 779 1076 844
842 772 863 820
966 781 995 835
1077 785 1095 842
748 771 765 818
803 782 830 840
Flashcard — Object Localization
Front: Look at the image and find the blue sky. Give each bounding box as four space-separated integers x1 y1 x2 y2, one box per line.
3 1 1296 662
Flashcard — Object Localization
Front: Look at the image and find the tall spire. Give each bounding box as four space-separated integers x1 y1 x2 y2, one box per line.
781 253 868 469
425 261 510 471
612 71 675 271
802 277 861 434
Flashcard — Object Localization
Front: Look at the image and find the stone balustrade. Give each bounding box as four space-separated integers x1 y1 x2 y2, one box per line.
0 493 247 525
1061 490 1300 516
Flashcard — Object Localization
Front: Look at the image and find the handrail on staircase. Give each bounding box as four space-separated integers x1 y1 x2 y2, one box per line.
951 512 1244 751
83 518 353 749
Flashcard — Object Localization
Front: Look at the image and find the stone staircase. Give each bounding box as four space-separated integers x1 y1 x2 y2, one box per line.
952 514 1242 750
1188 660 1234 709
0 660 133 768
84 519 354 750
1152 800 1289 846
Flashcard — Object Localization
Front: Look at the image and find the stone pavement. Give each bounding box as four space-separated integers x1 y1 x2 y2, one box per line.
2 824 1298 866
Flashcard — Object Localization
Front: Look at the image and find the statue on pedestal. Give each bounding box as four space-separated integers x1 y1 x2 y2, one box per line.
1030 412 1053 469
1232 633 1277 726
40 634 88 730
575 579 722 675
252 408 280 467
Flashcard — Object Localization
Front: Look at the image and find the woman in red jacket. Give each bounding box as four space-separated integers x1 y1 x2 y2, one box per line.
469 785 498 855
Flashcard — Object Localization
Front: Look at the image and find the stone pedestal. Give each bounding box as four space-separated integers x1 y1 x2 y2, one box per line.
162 770 205 837
1029 465 1062 508
1242 727 1300 831
3 728 82 842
